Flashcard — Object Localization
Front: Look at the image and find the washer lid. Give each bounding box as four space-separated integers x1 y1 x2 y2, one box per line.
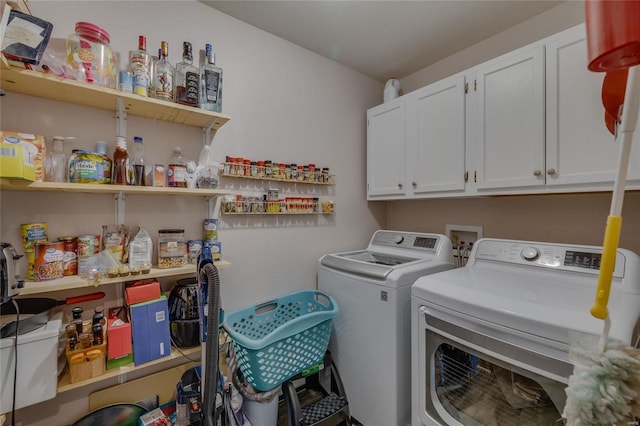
320 250 420 280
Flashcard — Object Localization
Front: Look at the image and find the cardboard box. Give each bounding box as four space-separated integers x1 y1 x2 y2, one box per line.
130 296 171 366
152 164 165 187
126 279 161 305
0 131 45 181
107 306 132 361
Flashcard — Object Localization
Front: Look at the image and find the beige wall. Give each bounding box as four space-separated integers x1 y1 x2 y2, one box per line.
388 1 640 254
2 1 383 424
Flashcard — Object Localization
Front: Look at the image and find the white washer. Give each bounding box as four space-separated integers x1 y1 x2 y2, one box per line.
411 238 640 426
318 230 454 426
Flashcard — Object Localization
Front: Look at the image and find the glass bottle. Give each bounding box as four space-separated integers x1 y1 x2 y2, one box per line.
112 136 130 185
45 136 68 182
131 136 146 186
167 147 187 188
199 43 223 112
129 35 150 97
153 41 174 102
174 41 199 107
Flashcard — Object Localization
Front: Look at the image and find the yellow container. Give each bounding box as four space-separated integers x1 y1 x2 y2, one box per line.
0 131 46 181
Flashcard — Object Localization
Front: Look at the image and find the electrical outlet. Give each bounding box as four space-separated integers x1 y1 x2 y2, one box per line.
446 224 483 248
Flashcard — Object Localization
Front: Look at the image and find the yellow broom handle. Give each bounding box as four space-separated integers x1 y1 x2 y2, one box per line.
591 215 621 319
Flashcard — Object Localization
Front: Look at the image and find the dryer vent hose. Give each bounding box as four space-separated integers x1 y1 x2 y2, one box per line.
201 262 220 426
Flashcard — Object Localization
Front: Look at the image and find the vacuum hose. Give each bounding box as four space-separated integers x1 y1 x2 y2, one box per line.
200 262 220 426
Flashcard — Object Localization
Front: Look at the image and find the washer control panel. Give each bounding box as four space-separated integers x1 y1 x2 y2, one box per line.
473 239 625 278
370 231 439 252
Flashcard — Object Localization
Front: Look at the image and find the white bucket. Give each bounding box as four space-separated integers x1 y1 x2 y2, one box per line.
242 395 279 426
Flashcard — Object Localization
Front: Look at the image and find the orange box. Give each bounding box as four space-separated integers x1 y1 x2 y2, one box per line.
107 306 131 360
152 164 165 187
125 279 161 305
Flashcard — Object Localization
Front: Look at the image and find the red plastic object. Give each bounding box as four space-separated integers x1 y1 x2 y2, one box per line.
585 0 640 71
602 68 628 118
605 110 617 135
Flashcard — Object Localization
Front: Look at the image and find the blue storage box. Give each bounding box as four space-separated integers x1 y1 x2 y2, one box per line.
223 290 339 391
130 296 171 366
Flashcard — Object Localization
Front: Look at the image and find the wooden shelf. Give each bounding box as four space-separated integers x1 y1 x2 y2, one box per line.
18 261 231 295
57 345 201 394
0 66 230 129
0 180 232 196
221 172 335 185
222 212 333 216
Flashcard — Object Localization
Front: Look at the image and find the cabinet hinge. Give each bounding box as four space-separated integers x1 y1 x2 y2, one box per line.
464 83 468 94
464 171 469 182
474 171 477 183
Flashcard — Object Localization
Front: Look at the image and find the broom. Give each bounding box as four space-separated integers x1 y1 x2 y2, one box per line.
563 2 640 424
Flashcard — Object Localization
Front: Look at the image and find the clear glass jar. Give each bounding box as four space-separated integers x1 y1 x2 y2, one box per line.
67 21 117 89
158 229 185 269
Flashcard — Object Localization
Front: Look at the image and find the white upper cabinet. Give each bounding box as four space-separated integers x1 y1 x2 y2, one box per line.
406 73 467 195
367 99 407 198
473 45 546 191
545 24 640 187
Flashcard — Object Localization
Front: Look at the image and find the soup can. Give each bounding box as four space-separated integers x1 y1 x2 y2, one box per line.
34 241 65 281
57 236 78 276
77 235 94 258
21 222 48 252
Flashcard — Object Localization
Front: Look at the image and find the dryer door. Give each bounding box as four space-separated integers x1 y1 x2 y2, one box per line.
415 305 571 426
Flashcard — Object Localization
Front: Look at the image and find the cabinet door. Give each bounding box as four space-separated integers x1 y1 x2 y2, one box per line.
546 24 640 187
367 99 407 198
473 45 546 190
406 73 466 195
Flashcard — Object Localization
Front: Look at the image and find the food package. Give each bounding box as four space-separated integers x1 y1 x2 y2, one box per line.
101 224 130 263
0 131 46 181
1 9 53 65
129 225 152 273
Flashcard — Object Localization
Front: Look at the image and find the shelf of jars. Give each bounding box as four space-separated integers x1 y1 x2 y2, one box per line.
0 179 232 197
221 198 335 215
57 345 201 394
221 161 335 185
0 65 230 129
18 261 231 296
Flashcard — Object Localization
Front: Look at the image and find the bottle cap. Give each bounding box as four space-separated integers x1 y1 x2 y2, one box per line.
134 136 143 143
96 141 108 155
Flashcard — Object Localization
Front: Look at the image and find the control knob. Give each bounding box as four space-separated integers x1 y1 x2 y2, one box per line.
394 235 404 244
521 247 540 261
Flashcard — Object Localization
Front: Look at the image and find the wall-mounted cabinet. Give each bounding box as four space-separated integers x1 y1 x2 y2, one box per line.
367 24 640 200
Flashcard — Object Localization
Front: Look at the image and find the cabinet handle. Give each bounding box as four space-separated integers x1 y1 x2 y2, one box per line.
533 170 542 177
547 168 556 175
398 183 403 189
411 182 417 188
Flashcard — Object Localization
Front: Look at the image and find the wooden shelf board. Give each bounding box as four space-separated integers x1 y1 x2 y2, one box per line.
57 346 201 394
0 180 232 196
0 67 230 129
220 173 335 185
19 260 231 295
222 212 333 216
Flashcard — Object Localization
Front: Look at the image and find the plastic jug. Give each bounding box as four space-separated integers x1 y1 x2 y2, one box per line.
384 78 400 102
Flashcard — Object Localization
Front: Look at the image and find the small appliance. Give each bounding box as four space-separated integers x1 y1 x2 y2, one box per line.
168 277 200 348
1 242 23 303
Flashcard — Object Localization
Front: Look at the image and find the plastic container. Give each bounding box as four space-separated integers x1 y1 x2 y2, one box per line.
168 147 187 188
158 229 185 269
222 290 339 391
131 136 146 186
112 136 130 185
66 21 117 89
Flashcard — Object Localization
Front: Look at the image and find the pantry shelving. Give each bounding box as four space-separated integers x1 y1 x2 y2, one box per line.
17 261 231 295
57 345 201 394
0 66 230 129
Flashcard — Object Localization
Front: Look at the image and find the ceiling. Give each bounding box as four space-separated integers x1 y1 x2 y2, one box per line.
202 0 564 82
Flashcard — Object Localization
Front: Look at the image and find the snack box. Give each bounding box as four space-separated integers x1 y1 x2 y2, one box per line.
126 279 161 305
0 131 45 181
107 306 132 361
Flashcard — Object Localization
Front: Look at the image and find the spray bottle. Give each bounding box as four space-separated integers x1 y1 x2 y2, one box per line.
45 136 74 182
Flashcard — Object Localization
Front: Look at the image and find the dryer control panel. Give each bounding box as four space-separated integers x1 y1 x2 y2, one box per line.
370 231 439 252
472 238 627 278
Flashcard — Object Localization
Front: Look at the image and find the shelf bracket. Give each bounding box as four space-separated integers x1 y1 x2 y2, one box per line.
116 96 127 137
115 191 126 225
206 195 221 219
203 119 218 146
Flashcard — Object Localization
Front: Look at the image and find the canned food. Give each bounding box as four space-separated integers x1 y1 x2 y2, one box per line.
21 223 48 252
34 241 64 281
57 236 78 276
187 240 203 264
203 219 218 241
77 235 94 258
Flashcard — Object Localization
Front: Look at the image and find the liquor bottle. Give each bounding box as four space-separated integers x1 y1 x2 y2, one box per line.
174 41 199 107
153 41 174 102
199 43 223 112
129 35 150 97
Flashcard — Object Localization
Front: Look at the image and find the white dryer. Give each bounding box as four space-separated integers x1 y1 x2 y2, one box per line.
411 238 640 426
318 230 454 426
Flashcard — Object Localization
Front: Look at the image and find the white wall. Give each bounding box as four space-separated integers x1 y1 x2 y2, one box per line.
1 1 384 424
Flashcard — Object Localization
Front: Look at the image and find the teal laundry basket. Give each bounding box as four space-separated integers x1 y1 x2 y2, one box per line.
222 290 339 392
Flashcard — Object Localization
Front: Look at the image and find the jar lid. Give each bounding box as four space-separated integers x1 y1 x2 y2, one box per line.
159 229 185 233
75 21 111 44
